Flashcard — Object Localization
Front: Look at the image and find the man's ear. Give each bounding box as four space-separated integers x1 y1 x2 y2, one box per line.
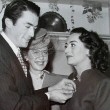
5 18 13 28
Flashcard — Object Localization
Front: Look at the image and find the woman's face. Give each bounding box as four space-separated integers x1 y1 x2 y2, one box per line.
65 33 89 66
27 46 48 71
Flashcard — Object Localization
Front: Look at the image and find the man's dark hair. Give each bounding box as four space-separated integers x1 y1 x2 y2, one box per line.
2 0 40 31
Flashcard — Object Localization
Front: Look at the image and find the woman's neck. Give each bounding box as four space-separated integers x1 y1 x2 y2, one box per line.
29 67 42 75
75 60 91 79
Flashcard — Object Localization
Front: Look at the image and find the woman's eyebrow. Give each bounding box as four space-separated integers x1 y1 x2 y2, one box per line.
69 41 78 43
65 41 77 45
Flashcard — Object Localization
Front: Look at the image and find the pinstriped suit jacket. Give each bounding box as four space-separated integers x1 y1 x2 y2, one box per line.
0 34 50 110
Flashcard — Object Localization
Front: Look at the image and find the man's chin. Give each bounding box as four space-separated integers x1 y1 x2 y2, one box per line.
22 43 28 48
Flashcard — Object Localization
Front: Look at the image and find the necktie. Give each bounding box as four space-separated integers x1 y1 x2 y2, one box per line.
17 49 27 77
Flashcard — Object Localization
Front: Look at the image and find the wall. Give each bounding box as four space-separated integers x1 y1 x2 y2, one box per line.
49 36 73 75
36 2 110 35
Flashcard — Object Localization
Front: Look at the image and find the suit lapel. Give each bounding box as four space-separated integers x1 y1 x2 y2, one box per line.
0 34 33 94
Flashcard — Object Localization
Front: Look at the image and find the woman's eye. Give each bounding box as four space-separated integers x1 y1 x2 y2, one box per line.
33 50 39 54
71 43 75 47
43 51 48 54
34 51 39 54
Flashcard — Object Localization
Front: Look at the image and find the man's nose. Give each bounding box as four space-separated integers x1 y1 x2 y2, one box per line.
29 27 35 38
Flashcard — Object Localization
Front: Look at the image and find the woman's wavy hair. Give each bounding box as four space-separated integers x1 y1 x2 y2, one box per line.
70 27 109 73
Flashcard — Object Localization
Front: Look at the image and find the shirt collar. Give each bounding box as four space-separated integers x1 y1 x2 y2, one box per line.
1 31 19 56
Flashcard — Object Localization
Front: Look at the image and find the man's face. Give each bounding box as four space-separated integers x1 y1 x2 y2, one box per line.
9 10 39 48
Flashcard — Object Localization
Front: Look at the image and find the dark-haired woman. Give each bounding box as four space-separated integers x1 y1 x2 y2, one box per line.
61 27 110 110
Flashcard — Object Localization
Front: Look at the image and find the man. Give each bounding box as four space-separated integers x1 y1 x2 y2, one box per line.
0 0 75 110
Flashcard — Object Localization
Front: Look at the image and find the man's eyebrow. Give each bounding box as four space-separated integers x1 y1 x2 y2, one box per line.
26 22 37 27
26 22 33 26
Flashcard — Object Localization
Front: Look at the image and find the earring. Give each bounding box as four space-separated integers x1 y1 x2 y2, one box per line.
86 54 90 57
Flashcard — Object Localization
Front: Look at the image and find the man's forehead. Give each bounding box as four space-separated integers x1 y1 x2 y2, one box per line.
21 11 38 24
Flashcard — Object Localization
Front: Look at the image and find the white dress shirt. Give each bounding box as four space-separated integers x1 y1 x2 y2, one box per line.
1 31 19 56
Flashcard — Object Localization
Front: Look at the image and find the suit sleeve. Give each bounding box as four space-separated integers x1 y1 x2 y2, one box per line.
94 78 110 110
0 71 50 110
0 53 50 110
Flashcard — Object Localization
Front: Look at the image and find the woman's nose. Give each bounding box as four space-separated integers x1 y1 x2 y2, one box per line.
38 52 44 59
65 46 69 54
